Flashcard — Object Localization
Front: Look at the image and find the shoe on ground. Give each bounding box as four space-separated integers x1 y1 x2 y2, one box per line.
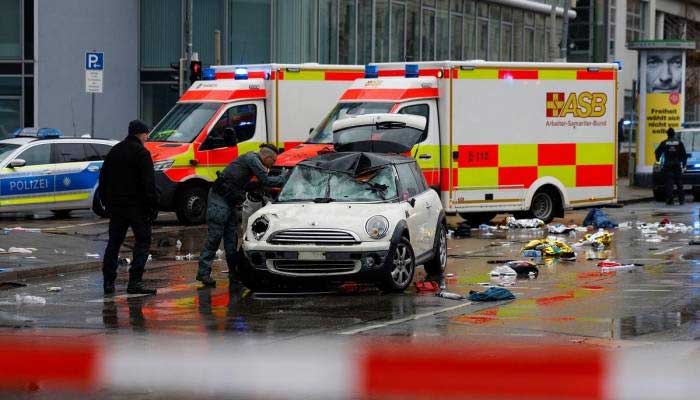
196 274 217 287
126 282 157 295
104 283 115 296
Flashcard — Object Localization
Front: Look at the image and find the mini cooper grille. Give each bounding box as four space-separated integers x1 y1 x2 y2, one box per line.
272 260 359 274
268 229 359 245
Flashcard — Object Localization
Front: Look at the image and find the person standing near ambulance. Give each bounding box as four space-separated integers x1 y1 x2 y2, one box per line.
655 127 688 205
196 144 286 288
99 120 159 296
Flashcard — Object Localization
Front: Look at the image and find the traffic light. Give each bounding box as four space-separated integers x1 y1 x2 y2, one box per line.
169 60 183 94
189 60 202 84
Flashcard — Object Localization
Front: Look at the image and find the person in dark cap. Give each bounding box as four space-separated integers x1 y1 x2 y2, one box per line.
98 120 159 295
655 127 688 205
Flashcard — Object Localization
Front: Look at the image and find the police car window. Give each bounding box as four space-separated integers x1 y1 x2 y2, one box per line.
229 104 257 142
54 143 87 163
0 143 20 164
17 144 51 167
409 162 428 192
85 144 111 161
396 163 420 200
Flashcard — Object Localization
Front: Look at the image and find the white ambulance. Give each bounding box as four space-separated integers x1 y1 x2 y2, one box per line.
276 61 619 223
146 63 362 224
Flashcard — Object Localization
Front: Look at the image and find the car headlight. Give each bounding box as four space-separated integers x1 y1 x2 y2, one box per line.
366 215 389 239
251 216 269 240
153 160 174 171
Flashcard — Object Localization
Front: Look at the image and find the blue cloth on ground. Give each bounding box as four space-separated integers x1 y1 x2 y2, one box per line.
582 208 618 229
468 287 516 302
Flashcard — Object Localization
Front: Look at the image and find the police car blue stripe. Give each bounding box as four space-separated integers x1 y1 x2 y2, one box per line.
54 162 102 193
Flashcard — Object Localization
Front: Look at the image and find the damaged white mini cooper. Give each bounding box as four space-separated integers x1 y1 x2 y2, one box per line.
241 114 447 292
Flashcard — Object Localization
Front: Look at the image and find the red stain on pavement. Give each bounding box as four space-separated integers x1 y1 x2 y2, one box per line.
581 285 605 291
454 309 498 324
536 291 575 306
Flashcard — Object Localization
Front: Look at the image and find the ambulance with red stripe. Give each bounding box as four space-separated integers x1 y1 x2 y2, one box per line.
146 64 362 224
275 61 619 223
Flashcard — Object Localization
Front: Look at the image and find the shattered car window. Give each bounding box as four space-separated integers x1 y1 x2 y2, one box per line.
278 165 398 202
333 124 425 150
308 102 395 144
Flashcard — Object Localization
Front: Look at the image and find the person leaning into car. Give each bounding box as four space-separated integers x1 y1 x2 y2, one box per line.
196 144 287 288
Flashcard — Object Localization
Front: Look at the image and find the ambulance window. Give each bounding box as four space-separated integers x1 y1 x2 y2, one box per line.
398 104 429 121
54 143 87 163
205 110 231 149
16 144 51 167
229 104 257 142
396 163 420 200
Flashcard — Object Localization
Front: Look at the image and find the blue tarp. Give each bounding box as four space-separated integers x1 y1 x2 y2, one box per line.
582 208 618 229
468 287 516 302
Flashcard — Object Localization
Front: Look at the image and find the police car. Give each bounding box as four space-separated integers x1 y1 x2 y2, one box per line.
0 128 116 217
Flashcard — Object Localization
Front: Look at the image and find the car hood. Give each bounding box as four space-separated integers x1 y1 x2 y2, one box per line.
248 202 404 241
275 143 335 167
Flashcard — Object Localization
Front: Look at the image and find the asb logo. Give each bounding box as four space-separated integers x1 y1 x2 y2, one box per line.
546 92 607 118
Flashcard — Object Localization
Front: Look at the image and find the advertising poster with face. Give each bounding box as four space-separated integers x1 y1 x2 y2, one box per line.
640 49 685 168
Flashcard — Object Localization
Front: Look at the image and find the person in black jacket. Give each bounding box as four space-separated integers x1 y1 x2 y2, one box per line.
655 127 689 205
99 120 159 295
196 144 286 288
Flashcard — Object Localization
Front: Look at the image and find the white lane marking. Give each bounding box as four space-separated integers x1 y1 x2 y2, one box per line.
44 221 109 230
338 301 474 335
653 246 683 256
624 289 673 292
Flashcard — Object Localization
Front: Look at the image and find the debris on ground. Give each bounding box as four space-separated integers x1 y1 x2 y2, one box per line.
47 287 62 292
521 238 576 258
85 253 100 258
15 294 46 305
8 247 33 254
445 273 457 283
505 260 539 278
522 249 542 258
577 230 613 249
453 222 471 238
0 282 27 290
597 260 641 272
415 281 440 292
548 224 578 234
489 265 517 286
582 208 618 229
436 290 465 300
176 253 195 261
3 227 42 233
506 217 544 229
176 240 182 252
468 287 515 301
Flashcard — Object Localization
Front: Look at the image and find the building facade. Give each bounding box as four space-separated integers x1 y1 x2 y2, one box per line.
2 0 572 139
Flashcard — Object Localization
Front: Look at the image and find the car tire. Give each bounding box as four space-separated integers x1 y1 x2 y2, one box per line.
51 210 72 219
175 187 208 225
379 237 416 293
654 187 666 202
424 224 447 276
459 212 496 225
529 188 559 223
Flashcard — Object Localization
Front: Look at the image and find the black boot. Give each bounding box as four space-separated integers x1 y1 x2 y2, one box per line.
196 274 217 288
104 280 115 296
126 280 157 295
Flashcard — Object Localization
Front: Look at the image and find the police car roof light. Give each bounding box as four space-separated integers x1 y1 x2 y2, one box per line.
613 60 623 70
13 127 63 139
405 64 419 78
202 67 216 80
364 65 378 79
234 67 248 80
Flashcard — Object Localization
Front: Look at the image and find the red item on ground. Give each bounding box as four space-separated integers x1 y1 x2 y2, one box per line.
597 260 621 268
660 218 670 225
415 281 440 292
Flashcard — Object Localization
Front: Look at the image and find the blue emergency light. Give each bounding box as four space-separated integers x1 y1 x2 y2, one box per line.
405 64 419 78
202 67 216 80
13 127 63 139
613 60 623 70
364 65 378 79
234 67 249 80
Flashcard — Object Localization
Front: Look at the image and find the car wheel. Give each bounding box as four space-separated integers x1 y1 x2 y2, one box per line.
459 212 496 225
530 189 558 223
654 187 666 202
51 210 72 219
424 224 447 276
380 237 416 293
175 187 207 225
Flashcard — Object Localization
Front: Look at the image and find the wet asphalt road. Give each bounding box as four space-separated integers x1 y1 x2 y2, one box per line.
1 202 700 342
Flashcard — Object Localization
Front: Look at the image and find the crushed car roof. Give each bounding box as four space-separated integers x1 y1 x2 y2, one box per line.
298 151 414 176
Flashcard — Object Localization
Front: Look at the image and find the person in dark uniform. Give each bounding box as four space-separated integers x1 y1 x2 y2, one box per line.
99 120 159 295
655 127 688 205
196 144 286 288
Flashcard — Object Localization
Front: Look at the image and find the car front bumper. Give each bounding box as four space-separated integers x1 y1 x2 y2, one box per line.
243 241 392 278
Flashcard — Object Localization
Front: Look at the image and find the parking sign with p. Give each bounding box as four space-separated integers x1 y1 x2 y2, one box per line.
86 52 104 70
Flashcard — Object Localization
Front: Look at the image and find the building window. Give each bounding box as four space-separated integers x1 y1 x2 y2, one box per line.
140 0 182 68
569 0 591 58
609 0 616 58
501 7 513 61
523 12 535 61
488 5 500 61
435 0 449 60
476 3 488 60
339 0 357 63
512 8 523 60
0 0 21 59
421 2 436 60
194 0 224 66
140 84 181 129
319 0 338 63
357 0 373 63
534 13 545 61
626 0 646 43
231 0 271 64
390 1 407 61
464 0 475 59
450 1 463 60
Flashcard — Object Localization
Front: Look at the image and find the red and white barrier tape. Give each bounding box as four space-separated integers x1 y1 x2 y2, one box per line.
1 336 700 399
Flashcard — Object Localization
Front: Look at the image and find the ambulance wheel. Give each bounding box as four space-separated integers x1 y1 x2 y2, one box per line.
51 210 72 219
459 212 496 225
529 188 559 223
175 187 207 225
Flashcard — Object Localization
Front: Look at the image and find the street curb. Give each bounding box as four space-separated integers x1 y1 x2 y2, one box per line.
617 197 654 205
0 260 189 283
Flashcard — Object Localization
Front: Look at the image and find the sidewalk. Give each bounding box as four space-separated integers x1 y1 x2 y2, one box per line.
617 177 653 204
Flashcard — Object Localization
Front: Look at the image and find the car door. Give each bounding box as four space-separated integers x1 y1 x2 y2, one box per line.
199 101 266 181
409 161 439 249
396 162 430 256
0 142 54 211
52 142 99 208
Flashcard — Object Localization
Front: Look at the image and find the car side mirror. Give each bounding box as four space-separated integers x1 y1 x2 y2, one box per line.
409 198 416 208
9 159 26 168
223 127 238 147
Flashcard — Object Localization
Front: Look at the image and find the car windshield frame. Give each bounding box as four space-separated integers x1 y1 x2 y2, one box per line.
307 102 396 144
148 102 221 143
0 143 20 165
277 164 399 203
